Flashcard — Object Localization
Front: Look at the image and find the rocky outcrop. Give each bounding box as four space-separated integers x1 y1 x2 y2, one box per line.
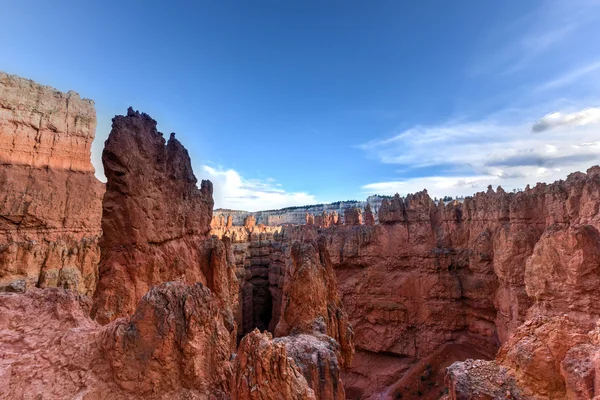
343 207 363 226
231 329 316 400
0 72 103 295
364 204 375 226
0 72 97 172
92 108 236 325
272 237 354 400
445 222 600 399
0 281 234 399
275 238 354 365
445 316 600 400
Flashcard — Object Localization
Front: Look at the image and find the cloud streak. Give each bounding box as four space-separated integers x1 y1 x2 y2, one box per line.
535 60 600 92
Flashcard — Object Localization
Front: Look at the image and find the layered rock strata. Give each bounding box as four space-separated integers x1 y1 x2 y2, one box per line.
0 72 103 295
274 237 354 400
214 195 386 226
220 167 600 399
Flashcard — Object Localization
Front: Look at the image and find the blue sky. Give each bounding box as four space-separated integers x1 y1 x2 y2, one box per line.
2 0 600 211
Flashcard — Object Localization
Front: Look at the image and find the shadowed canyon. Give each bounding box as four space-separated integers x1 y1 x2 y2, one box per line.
2 72 600 400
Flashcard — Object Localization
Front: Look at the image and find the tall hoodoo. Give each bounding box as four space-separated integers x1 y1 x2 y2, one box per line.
274 237 355 400
0 72 103 295
92 108 236 325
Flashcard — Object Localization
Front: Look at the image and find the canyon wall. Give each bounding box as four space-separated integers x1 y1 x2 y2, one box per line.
214 195 386 226
212 222 356 399
280 170 600 399
0 72 103 295
216 169 600 399
3 72 600 400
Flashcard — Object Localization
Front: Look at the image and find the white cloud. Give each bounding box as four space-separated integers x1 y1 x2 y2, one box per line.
361 106 600 198
532 107 600 131
363 175 494 199
201 165 317 211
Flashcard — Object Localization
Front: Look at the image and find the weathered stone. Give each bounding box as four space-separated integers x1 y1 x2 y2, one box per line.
0 72 103 295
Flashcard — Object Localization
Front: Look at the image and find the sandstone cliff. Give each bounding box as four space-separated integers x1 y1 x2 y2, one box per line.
274 237 354 400
445 221 600 399
0 72 103 295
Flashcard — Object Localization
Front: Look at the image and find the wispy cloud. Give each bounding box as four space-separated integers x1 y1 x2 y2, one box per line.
201 165 317 211
360 106 600 198
535 60 600 91
472 0 600 76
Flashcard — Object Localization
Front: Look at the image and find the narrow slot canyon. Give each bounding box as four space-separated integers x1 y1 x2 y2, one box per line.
226 228 286 342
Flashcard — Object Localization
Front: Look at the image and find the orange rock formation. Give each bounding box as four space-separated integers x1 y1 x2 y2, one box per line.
0 72 103 295
91 108 236 325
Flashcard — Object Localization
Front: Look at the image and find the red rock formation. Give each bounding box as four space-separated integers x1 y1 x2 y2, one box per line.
275 238 354 363
446 223 600 399
364 204 375 226
344 207 363 226
227 215 234 228
335 212 343 225
92 108 237 325
211 214 226 229
306 213 315 226
525 224 600 321
277 167 600 399
212 223 356 399
0 281 234 399
322 211 332 228
243 215 256 230
0 72 104 295
275 237 354 399
231 329 316 400
0 72 97 172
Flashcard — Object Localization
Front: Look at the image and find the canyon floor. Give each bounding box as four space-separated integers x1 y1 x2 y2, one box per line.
2 71 600 400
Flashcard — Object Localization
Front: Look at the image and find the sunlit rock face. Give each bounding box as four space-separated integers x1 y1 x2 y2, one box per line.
0 72 104 295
